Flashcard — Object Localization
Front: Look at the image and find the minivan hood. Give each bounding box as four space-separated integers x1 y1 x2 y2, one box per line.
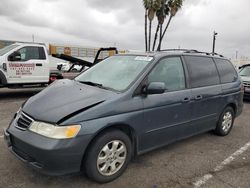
23 79 116 123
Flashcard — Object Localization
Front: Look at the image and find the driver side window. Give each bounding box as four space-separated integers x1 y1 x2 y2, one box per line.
17 47 40 61
148 57 186 92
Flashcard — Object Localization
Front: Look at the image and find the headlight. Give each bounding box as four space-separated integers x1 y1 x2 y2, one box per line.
29 121 81 139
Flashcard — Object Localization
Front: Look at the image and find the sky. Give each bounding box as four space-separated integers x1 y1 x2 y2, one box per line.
0 0 249 59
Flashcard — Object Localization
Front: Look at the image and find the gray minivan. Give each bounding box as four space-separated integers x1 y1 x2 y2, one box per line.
4 50 244 183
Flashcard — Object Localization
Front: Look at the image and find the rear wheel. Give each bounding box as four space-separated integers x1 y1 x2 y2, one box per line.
214 106 235 136
85 130 132 183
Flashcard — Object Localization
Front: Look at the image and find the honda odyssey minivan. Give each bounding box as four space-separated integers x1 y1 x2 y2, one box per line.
4 50 244 183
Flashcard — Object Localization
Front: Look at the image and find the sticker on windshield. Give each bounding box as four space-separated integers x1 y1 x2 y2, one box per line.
135 56 153 61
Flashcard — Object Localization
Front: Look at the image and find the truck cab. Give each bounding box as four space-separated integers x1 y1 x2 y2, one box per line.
0 43 50 87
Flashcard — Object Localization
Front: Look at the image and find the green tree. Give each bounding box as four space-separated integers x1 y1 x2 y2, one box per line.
152 0 170 51
157 0 183 51
143 0 161 51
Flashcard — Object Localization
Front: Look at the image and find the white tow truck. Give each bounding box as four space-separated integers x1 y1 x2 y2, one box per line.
0 43 118 88
0 43 62 88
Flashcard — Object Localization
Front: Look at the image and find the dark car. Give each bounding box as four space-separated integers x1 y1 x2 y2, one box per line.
4 50 244 183
239 64 250 99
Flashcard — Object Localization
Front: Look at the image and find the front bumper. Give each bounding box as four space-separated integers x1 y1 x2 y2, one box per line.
4 122 92 176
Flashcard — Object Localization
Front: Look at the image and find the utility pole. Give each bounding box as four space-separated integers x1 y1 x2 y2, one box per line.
236 51 238 60
32 34 35 43
212 31 218 55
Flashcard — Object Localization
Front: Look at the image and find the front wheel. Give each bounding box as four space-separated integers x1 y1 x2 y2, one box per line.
85 130 132 183
214 106 235 136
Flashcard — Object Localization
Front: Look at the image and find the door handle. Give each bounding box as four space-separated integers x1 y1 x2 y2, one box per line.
182 97 191 103
194 95 203 100
36 63 42 66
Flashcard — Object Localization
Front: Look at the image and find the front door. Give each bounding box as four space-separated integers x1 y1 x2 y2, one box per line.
140 56 194 152
7 46 49 84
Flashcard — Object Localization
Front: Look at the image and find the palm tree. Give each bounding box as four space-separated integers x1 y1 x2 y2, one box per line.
143 0 150 51
152 0 169 51
157 0 183 50
147 0 154 51
147 0 161 51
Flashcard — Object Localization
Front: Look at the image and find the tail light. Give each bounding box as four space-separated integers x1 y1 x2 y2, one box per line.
3 63 7 71
49 76 57 83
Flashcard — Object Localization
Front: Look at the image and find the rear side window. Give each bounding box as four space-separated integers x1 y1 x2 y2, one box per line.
184 56 220 88
148 57 186 91
214 59 237 83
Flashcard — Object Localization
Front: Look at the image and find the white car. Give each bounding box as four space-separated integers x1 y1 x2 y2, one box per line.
57 62 83 72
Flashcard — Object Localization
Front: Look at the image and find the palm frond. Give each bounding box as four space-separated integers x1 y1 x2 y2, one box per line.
143 0 151 9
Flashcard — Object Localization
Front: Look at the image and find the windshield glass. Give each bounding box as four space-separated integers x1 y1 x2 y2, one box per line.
239 66 250 77
75 55 153 91
0 44 19 56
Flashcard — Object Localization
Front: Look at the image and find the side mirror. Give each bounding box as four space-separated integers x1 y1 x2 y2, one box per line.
144 82 166 95
8 51 21 61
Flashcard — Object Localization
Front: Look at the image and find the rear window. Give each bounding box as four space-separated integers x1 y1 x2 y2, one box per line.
184 56 220 88
214 59 237 83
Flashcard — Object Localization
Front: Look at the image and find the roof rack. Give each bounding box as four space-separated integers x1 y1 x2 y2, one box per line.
159 49 224 57
212 52 224 58
159 49 200 53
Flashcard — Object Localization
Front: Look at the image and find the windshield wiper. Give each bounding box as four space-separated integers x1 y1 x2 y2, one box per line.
78 81 103 87
78 80 115 91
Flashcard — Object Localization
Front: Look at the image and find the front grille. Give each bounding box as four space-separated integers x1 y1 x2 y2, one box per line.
15 112 33 131
243 81 250 88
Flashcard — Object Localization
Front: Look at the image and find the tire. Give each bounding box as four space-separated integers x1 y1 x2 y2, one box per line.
214 106 235 136
85 130 132 183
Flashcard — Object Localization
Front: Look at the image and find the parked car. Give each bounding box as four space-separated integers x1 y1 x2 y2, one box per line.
239 64 250 99
57 62 83 72
4 50 244 183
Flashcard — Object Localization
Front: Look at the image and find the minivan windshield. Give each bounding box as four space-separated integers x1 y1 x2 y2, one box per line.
239 66 250 77
0 44 19 56
75 55 153 91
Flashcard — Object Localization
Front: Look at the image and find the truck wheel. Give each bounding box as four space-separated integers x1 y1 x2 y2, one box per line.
85 130 132 183
214 106 235 136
